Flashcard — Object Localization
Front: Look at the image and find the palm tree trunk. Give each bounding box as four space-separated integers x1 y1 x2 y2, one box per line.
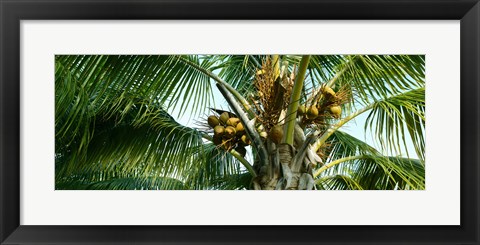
253 140 315 190
252 117 315 190
254 55 314 190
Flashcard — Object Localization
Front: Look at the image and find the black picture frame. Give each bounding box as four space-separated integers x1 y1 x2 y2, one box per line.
1 0 479 244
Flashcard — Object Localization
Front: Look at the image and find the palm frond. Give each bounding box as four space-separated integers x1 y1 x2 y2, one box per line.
303 55 425 107
211 55 263 96
365 87 425 160
56 55 216 122
209 172 253 190
316 174 364 190
56 175 186 190
334 55 425 104
55 95 205 187
184 143 248 190
316 131 425 190
326 130 379 160
316 155 424 190
308 55 347 86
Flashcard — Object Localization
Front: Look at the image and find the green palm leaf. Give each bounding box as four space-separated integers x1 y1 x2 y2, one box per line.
316 175 364 190
56 55 216 121
55 54 425 190
211 55 263 95
185 143 247 190
56 174 186 190
333 55 425 103
365 87 425 160
56 95 205 185
316 131 425 190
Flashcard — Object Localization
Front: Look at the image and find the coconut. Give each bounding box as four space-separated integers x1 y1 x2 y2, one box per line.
207 115 220 128
259 131 268 139
234 146 247 157
226 117 240 127
330 105 342 118
214 125 225 136
219 112 230 125
235 122 245 133
224 126 236 138
269 125 284 144
257 124 265 131
298 104 306 116
240 135 251 145
306 105 319 119
323 86 336 97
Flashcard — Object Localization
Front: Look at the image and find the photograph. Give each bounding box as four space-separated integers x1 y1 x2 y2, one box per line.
55 55 425 190
3 0 478 243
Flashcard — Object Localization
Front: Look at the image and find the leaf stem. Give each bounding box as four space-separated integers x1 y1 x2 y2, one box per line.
313 104 373 152
283 55 311 145
201 133 257 177
313 155 366 178
230 149 257 178
272 55 280 80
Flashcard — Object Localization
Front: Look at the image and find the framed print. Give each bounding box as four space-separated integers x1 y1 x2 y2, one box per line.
1 0 479 244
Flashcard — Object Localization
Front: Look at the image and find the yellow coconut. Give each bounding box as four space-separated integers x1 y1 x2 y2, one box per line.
226 117 240 127
257 124 265 132
323 86 336 97
330 105 342 118
224 126 236 138
219 112 230 125
298 104 306 116
240 135 251 145
306 105 319 119
235 122 245 133
269 125 284 144
259 131 268 139
207 115 220 128
214 125 225 136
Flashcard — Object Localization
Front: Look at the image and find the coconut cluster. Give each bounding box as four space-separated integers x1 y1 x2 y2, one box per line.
207 112 249 157
297 85 342 124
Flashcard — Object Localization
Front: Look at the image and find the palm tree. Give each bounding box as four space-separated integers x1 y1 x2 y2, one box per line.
55 55 425 190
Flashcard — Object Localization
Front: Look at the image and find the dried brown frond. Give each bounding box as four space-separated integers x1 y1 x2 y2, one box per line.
334 85 353 106
253 56 294 131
